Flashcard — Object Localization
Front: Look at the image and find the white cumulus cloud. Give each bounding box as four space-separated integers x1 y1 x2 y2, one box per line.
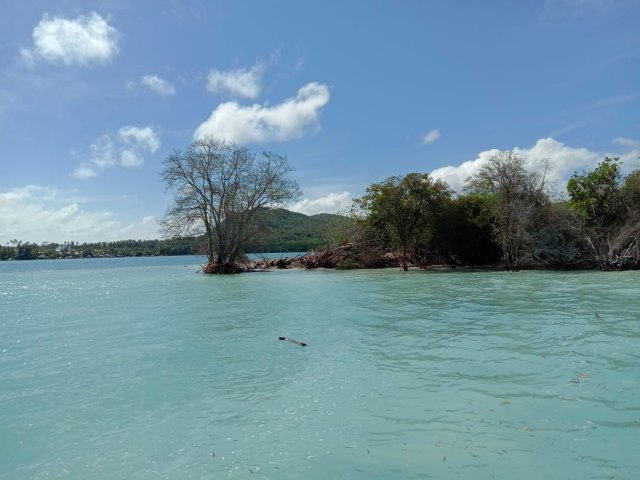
140 75 176 96
288 191 351 216
0 185 160 244
21 12 119 66
430 137 640 195
423 129 441 144
118 126 160 154
206 65 263 99
430 154 495 194
194 82 330 144
73 126 160 178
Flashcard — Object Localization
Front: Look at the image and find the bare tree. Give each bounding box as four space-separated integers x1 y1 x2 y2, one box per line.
320 207 390 269
466 150 549 271
566 160 640 269
160 137 301 273
531 203 590 269
583 212 640 270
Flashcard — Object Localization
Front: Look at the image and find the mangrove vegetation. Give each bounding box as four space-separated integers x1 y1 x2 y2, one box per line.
4 148 639 273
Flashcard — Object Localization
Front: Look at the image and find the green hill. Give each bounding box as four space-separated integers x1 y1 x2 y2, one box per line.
0 209 349 260
244 208 347 253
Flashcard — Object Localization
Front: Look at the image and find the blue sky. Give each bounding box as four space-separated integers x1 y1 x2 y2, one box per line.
1 0 639 244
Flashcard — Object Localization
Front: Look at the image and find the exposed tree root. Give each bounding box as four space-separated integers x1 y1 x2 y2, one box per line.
202 262 245 274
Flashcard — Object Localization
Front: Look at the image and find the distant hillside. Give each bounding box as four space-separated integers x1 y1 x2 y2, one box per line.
0 209 350 260
244 208 347 253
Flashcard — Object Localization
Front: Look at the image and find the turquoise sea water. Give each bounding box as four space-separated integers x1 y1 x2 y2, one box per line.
1 256 639 479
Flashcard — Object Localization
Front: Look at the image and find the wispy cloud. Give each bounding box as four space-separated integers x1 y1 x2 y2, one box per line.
73 126 160 179
581 93 640 111
206 64 264 99
20 12 120 66
140 75 176 96
543 0 614 18
546 119 590 138
194 82 330 144
294 55 306 72
422 129 441 145
612 137 640 149
586 49 640 70
552 0 613 8
0 185 160 244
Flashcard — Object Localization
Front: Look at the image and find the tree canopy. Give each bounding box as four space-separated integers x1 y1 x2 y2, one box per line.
355 173 452 270
567 157 622 228
566 157 640 269
160 137 301 272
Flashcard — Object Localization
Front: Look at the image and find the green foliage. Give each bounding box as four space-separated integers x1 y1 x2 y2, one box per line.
0 240 39 260
356 173 452 270
565 162 640 269
620 169 640 212
5 160 639 271
433 195 501 266
567 157 622 227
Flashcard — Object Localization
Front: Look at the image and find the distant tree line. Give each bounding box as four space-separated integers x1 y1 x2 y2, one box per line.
0 238 203 261
0 240 42 261
341 152 640 271
0 210 335 261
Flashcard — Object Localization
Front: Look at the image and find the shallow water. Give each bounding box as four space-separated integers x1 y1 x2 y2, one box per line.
1 257 639 479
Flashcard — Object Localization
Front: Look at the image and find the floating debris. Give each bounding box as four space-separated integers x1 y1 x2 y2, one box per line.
501 400 511 405
278 336 307 347
520 426 532 432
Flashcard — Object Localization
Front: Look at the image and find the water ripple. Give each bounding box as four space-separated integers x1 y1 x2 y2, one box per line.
1 261 639 479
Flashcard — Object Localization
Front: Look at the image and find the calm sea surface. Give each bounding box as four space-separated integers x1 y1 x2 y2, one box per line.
1 256 639 479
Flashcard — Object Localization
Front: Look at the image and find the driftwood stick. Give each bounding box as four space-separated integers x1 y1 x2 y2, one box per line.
278 336 307 347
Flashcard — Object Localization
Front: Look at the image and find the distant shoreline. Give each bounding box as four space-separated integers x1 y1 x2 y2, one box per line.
3 251 638 273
